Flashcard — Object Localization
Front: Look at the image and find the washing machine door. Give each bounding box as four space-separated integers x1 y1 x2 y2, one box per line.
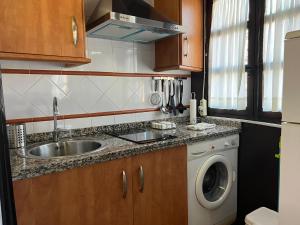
195 155 234 210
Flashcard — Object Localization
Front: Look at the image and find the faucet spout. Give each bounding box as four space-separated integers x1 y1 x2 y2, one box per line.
53 97 59 142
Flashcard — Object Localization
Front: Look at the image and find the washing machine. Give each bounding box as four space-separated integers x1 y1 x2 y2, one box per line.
187 134 239 225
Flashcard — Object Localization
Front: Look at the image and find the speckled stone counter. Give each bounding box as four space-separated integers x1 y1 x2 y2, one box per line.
10 117 241 181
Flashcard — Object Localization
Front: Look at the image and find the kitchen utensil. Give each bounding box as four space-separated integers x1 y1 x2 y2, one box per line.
7 124 26 149
160 80 169 114
166 80 172 112
150 79 161 106
190 92 197 124
170 80 177 116
177 80 186 114
199 98 208 117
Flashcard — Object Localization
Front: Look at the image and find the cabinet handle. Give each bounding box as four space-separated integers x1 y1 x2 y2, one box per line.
122 170 128 198
139 165 144 192
184 36 189 57
191 151 206 156
72 16 78 47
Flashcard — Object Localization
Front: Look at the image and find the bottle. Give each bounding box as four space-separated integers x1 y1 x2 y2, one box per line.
190 92 197 124
199 98 207 117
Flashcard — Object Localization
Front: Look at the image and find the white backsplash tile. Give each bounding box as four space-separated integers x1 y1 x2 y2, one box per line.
64 118 92 129
1 38 191 133
2 74 42 96
65 77 103 112
87 76 118 93
111 40 134 49
112 47 135 72
85 38 114 72
33 121 52 133
25 122 35 135
135 111 169 122
23 77 66 115
91 115 115 127
135 48 155 73
57 95 86 115
114 114 139 124
105 78 136 109
0 60 30 69
91 95 118 113
29 61 63 70
3 86 44 119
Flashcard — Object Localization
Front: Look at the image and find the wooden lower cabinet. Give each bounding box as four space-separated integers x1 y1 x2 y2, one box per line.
13 158 133 225
132 145 188 225
13 145 187 225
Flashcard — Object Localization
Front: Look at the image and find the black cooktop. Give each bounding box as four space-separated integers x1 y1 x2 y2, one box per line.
109 129 177 144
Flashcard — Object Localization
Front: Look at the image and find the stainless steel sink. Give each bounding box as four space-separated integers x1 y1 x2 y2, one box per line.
26 140 105 159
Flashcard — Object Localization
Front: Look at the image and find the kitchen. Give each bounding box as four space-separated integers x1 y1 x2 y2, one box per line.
0 0 298 225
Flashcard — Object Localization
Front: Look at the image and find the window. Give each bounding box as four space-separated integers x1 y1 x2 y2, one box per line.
208 0 249 110
206 0 300 122
263 0 300 112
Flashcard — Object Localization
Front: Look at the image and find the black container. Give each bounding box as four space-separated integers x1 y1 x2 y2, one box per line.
0 68 18 225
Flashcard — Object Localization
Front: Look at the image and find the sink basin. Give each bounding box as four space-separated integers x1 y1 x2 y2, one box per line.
27 140 105 159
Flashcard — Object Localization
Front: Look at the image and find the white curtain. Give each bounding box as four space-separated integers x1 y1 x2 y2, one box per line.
208 0 249 110
263 0 300 112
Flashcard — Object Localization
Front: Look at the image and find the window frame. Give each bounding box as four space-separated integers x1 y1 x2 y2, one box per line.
206 0 282 124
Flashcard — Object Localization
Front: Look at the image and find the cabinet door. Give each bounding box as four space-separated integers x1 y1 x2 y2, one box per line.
154 0 203 72
0 0 64 56
0 0 87 62
13 158 133 225
132 146 188 225
60 0 86 58
154 0 181 70
181 0 203 70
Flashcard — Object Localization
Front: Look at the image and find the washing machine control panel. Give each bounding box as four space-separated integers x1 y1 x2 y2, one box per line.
187 135 239 160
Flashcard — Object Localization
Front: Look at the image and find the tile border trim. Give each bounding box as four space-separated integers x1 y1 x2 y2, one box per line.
6 106 190 124
1 69 191 78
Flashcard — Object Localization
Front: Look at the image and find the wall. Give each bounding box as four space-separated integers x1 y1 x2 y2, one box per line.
191 71 207 114
0 38 191 134
234 123 281 225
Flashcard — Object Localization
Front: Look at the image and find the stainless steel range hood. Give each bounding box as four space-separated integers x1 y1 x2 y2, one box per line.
85 0 184 43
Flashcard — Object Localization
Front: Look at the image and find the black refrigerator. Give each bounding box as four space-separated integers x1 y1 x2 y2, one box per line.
0 68 18 225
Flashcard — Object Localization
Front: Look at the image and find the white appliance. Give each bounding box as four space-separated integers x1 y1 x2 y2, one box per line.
280 30 300 225
245 207 279 225
187 135 239 225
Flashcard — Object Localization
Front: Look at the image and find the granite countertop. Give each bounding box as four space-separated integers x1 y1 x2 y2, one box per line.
10 117 241 181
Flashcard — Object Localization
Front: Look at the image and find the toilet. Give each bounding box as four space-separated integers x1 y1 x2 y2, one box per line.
245 207 279 225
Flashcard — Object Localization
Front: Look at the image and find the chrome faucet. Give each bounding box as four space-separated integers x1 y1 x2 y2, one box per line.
52 97 72 142
53 97 60 142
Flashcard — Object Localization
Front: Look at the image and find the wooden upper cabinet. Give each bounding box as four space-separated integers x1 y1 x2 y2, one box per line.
132 145 188 225
181 0 203 70
0 0 90 65
13 158 133 225
154 0 203 72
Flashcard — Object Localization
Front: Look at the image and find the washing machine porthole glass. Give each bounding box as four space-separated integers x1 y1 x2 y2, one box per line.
202 162 229 202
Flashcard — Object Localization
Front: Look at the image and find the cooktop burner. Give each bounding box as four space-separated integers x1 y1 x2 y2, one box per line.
109 129 177 144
